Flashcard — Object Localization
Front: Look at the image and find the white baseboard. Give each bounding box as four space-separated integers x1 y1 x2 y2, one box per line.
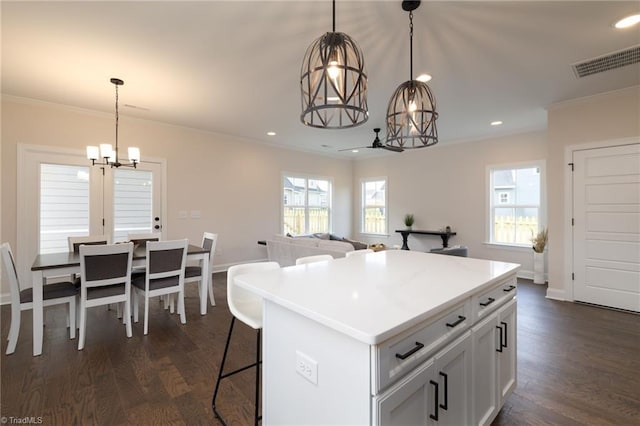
545 288 566 301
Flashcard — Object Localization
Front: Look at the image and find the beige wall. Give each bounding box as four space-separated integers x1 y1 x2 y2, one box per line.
1 97 353 296
546 86 640 300
352 130 548 276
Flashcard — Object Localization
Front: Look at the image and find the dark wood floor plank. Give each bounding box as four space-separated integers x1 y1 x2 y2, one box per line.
2 275 639 425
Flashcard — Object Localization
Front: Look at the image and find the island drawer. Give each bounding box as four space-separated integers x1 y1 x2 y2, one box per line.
473 276 517 321
372 299 471 393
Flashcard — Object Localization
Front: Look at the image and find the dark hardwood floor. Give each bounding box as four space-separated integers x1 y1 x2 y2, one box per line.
1 276 638 425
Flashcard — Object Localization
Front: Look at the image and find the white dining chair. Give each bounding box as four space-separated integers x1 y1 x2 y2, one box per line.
345 248 374 257
212 261 280 426
295 254 333 265
2 242 78 355
68 235 109 253
77 242 134 350
132 239 188 335
184 232 217 307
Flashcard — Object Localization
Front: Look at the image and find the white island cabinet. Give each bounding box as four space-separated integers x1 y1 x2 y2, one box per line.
234 250 520 425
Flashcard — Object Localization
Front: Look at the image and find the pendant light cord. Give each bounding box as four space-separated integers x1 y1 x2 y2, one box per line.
409 10 414 81
114 81 119 162
332 0 336 32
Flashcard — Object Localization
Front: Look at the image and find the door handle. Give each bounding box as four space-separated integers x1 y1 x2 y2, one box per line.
446 315 466 328
429 380 439 421
439 372 448 410
395 341 424 360
501 321 508 348
496 324 504 352
480 297 495 307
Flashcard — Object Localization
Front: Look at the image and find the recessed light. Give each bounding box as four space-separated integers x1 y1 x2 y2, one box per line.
614 14 640 29
267 131 276 136
351 149 359 153
417 74 432 82
491 121 503 126
327 96 340 102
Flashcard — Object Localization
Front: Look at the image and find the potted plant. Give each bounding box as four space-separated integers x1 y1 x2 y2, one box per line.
531 228 548 284
404 214 415 230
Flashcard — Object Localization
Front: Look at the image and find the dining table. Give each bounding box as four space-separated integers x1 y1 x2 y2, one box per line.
30 244 210 356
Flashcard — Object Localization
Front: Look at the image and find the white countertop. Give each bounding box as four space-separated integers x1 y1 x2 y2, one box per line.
235 250 520 345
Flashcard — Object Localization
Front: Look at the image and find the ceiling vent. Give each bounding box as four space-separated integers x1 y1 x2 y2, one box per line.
572 45 640 78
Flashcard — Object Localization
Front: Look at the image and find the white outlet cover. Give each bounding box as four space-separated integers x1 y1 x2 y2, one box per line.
295 350 318 385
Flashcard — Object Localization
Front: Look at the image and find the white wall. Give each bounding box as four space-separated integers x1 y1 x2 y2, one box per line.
1 96 353 297
352 130 548 278
546 86 640 300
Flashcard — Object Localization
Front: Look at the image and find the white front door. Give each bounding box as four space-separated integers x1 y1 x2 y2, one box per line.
572 143 640 312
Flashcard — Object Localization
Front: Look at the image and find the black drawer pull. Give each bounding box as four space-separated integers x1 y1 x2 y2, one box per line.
503 285 516 292
395 341 424 360
480 297 495 307
429 380 439 421
439 372 448 410
446 315 466 328
496 324 504 352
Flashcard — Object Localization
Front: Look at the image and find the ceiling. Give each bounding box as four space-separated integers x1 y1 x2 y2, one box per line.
2 1 639 158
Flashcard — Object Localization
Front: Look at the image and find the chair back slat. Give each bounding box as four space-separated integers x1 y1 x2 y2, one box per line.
202 232 218 269
80 243 133 289
149 248 185 274
84 252 130 281
68 235 108 253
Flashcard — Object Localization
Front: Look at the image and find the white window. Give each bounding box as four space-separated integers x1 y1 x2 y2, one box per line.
361 178 387 235
40 164 90 253
282 174 331 235
488 162 545 246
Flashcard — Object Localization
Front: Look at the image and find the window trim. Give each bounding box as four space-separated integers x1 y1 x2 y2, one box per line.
281 172 333 235
360 176 389 236
486 160 546 248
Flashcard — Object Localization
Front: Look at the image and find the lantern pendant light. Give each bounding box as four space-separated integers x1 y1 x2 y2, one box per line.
300 0 368 129
386 1 438 149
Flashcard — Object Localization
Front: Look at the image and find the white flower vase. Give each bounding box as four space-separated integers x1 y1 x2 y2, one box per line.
533 251 545 284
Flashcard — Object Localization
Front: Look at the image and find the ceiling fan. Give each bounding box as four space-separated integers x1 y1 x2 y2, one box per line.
340 128 404 153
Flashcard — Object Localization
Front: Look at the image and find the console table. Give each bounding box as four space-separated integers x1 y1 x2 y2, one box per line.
396 229 457 250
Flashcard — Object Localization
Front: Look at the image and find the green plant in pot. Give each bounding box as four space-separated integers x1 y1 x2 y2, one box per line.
404 214 415 230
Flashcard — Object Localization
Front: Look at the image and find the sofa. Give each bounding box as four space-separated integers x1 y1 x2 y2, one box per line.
266 234 363 267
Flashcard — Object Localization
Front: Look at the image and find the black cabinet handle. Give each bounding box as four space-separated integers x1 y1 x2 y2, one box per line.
501 321 508 348
395 341 424 360
446 315 466 328
503 285 516 292
480 297 495 307
439 372 448 410
496 325 504 352
429 380 439 421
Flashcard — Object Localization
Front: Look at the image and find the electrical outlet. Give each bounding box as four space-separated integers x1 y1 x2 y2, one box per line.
295 350 318 385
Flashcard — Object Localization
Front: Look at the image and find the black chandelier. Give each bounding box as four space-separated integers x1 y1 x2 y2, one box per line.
386 1 438 149
86 78 140 168
300 0 368 129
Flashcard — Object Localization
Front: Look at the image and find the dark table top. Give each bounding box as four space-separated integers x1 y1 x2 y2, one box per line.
31 244 207 271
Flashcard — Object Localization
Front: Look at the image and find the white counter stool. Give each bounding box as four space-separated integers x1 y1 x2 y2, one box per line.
345 248 374 257
2 242 78 355
295 254 333 265
212 261 280 426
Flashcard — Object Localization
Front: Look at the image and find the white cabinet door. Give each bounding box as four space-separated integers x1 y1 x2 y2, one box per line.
375 358 436 425
497 298 517 402
471 314 499 426
434 331 473 426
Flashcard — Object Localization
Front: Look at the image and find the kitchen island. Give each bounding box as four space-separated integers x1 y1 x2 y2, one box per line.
235 250 520 425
